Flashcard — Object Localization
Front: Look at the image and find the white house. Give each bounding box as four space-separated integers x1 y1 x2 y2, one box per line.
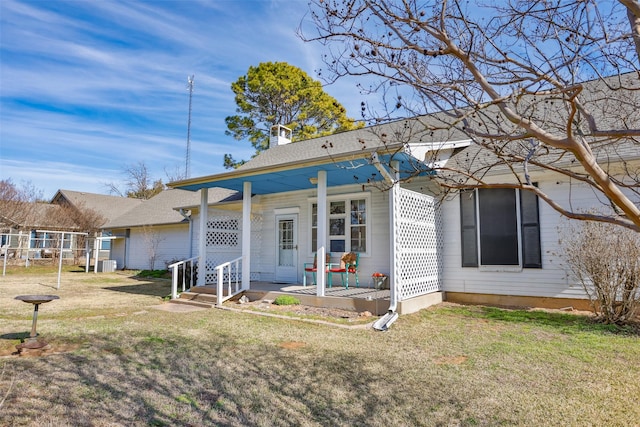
165 75 639 318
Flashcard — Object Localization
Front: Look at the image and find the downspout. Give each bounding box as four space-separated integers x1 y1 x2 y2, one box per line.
372 155 400 331
179 208 193 258
123 229 130 270
197 189 208 286
370 152 394 183
316 170 327 296
242 181 251 292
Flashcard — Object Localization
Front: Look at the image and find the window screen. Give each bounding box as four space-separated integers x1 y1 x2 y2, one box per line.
478 188 519 265
460 188 541 268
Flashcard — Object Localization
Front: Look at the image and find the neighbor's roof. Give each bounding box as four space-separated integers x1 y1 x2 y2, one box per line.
0 202 79 230
31 204 79 229
103 188 241 229
52 189 143 225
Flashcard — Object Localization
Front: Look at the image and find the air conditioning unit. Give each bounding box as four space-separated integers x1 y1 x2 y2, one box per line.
98 260 117 272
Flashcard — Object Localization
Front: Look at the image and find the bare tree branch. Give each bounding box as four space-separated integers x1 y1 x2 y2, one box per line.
104 162 164 200
304 0 640 230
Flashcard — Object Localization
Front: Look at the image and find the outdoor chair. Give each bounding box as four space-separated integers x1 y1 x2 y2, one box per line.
303 252 331 286
328 252 359 289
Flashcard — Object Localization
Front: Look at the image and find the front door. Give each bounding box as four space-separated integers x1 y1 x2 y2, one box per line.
275 214 298 283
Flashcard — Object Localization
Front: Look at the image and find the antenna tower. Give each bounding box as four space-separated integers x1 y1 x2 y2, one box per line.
185 75 195 178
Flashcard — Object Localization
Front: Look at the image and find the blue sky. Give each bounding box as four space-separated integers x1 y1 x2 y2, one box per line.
0 0 367 199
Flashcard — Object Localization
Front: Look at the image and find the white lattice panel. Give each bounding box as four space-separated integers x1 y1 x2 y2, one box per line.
204 213 263 283
206 231 238 247
250 214 263 281
394 187 443 300
206 217 240 248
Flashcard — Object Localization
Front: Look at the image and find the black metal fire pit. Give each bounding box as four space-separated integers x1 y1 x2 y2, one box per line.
15 295 59 351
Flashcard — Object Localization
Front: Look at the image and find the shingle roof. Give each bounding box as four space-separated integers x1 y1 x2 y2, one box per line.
168 116 464 194
31 204 79 229
52 190 143 225
103 188 241 229
444 73 640 180
235 117 466 172
0 202 79 231
171 73 639 194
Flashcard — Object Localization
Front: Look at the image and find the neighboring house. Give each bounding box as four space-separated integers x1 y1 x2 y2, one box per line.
166 74 639 315
0 202 80 259
51 189 143 263
51 189 143 226
1 190 142 261
102 188 240 270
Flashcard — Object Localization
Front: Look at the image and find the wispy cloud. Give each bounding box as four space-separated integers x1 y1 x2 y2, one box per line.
0 0 367 198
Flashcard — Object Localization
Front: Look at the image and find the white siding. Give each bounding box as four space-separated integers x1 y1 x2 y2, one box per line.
440 174 638 300
126 224 191 270
109 234 126 270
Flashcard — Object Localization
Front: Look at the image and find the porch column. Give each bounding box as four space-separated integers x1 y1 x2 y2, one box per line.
316 170 327 297
197 188 208 286
389 161 400 307
242 181 251 291
93 237 100 273
85 234 90 273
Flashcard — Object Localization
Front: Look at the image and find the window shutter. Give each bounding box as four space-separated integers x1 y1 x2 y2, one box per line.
520 189 542 268
460 190 478 267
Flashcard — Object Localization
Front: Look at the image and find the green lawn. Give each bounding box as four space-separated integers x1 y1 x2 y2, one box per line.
1 267 638 426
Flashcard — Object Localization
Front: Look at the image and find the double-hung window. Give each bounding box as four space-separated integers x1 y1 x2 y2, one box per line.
311 196 368 254
460 188 541 268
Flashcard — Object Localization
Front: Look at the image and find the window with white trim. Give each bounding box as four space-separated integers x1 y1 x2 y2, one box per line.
311 196 368 254
460 188 541 268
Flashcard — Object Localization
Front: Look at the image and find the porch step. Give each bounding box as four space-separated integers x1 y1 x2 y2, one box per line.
170 299 215 309
170 291 218 308
179 291 218 303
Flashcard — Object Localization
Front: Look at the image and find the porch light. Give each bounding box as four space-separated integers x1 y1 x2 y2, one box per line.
309 177 318 185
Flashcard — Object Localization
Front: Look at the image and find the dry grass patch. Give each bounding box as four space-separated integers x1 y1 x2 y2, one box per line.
231 299 375 326
1 268 639 426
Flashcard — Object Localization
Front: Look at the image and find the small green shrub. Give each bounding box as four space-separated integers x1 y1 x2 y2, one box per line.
273 295 300 306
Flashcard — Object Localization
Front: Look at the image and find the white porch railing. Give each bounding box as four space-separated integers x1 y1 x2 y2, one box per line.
169 255 245 307
169 256 198 299
215 255 244 307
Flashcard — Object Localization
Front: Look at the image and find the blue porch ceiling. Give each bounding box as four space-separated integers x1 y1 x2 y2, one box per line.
172 153 431 195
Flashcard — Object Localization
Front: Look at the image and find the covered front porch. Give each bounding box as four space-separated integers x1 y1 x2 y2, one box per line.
175 280 393 315
168 126 444 322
